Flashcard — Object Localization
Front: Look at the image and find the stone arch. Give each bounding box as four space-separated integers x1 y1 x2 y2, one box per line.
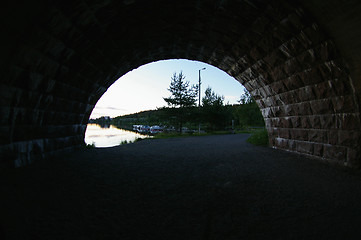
1 0 360 167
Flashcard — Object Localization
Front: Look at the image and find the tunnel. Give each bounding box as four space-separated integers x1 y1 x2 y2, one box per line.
1 0 360 168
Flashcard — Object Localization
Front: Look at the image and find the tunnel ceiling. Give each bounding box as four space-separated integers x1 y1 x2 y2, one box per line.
1 0 360 168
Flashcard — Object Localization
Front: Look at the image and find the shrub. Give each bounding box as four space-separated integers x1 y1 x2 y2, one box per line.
246 129 269 146
85 142 95 148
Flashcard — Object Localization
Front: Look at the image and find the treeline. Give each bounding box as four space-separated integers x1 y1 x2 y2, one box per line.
90 71 265 132
91 100 264 132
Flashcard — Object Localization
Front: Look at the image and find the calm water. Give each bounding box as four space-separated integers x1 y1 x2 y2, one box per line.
85 124 151 147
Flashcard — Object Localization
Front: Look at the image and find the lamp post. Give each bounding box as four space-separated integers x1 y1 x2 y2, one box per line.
198 67 206 133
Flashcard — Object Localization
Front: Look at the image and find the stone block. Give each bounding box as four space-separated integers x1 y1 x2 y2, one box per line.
300 116 312 128
291 116 302 128
249 46 264 62
336 113 361 130
283 58 299 75
296 49 316 69
298 86 316 102
275 137 288 149
264 118 272 128
333 77 353 96
313 81 334 99
308 129 327 143
323 144 347 162
310 99 333 115
272 106 283 117
264 49 284 67
291 129 308 141
279 117 293 128
271 81 288 94
283 91 300 105
346 148 361 168
338 130 361 147
288 139 296 151
296 141 314 155
319 114 337 129
283 75 304 90
282 104 295 116
269 136 276 147
308 115 321 129
328 130 339 145
262 107 273 118
298 102 313 115
331 96 355 113
313 143 324 157
269 66 287 83
279 128 290 139
257 99 266 109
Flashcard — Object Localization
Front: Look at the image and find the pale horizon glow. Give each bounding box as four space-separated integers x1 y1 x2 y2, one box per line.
90 59 245 119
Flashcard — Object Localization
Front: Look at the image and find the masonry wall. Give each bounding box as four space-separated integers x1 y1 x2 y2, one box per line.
0 0 360 168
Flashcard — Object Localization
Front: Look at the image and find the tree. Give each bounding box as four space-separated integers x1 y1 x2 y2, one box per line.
163 71 198 132
163 71 198 108
235 89 264 127
201 87 230 131
202 87 224 107
238 88 254 104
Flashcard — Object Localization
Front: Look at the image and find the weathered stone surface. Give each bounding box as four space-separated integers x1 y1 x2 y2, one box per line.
290 129 309 141
300 116 312 128
313 143 324 157
323 145 347 162
308 129 327 143
296 141 314 155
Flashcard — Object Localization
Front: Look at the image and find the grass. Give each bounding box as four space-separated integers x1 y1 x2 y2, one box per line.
152 132 192 139
85 142 95 148
119 140 129 145
246 128 269 146
119 137 144 145
152 130 236 139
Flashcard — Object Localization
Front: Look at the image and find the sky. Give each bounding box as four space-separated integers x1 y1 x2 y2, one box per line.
90 59 245 119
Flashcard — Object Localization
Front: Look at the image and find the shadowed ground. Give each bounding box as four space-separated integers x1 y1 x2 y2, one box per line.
1 134 361 239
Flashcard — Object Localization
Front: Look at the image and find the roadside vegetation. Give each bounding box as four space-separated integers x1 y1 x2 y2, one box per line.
246 128 269 146
119 138 144 145
85 142 95 148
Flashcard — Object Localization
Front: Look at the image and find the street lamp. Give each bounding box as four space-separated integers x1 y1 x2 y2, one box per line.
198 67 206 107
198 67 206 133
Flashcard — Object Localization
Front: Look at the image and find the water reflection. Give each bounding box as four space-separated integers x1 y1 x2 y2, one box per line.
99 123 110 129
85 124 151 148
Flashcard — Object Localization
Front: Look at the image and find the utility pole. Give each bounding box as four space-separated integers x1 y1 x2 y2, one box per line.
198 67 206 133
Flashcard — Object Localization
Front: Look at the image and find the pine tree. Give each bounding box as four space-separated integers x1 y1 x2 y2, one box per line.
163 71 198 108
163 71 198 133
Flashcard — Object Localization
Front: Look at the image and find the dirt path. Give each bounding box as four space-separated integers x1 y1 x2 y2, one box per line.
2 134 361 239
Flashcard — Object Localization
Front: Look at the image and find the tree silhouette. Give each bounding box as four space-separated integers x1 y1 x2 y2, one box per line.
163 71 198 108
163 71 198 133
201 87 229 130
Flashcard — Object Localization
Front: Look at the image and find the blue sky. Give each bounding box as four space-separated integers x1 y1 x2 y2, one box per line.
90 59 245 119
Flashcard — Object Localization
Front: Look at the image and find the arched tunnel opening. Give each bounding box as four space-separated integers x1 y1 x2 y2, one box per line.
1 0 360 168
2 1 361 238
84 59 249 148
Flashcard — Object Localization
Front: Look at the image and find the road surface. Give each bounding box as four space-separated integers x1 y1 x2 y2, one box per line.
1 134 361 239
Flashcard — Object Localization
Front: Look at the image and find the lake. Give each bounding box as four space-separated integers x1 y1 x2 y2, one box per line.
85 124 151 147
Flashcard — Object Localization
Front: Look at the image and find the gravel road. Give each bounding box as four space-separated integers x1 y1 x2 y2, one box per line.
1 134 361 239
